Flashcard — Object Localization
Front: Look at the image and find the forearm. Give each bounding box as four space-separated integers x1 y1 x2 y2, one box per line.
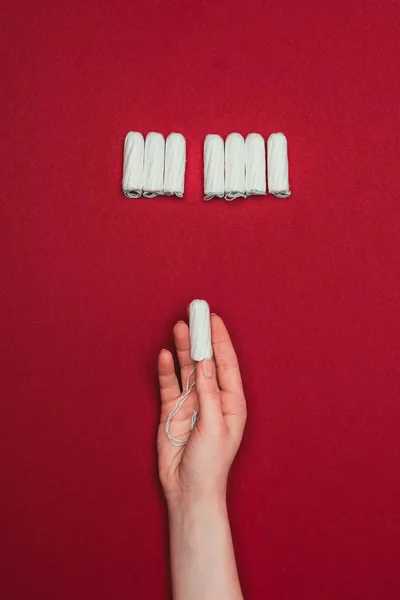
168 495 244 600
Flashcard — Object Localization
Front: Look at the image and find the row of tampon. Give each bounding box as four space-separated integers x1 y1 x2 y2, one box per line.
204 132 290 200
122 132 186 198
122 131 290 199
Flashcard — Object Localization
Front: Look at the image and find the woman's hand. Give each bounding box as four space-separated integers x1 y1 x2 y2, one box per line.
158 312 246 600
157 313 247 506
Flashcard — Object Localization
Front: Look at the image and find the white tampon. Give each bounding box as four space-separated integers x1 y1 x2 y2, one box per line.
225 133 246 200
245 133 266 195
163 133 186 197
267 132 291 198
143 132 165 197
204 134 224 200
189 299 213 361
122 132 144 198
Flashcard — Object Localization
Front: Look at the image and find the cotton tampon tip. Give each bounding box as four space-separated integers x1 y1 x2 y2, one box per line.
189 299 213 361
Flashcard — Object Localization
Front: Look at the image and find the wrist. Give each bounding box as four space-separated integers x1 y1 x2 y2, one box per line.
167 492 227 520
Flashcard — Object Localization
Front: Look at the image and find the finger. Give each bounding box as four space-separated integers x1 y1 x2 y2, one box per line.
157 350 195 461
157 350 189 462
211 314 246 440
173 320 196 382
211 314 243 394
157 349 180 409
195 357 224 428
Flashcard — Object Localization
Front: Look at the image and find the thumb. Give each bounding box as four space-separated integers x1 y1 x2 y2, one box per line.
195 358 223 426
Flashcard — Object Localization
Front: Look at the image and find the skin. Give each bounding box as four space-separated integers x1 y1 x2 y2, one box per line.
157 313 247 600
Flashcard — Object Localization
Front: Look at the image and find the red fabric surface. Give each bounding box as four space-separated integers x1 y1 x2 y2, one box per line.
1 1 400 598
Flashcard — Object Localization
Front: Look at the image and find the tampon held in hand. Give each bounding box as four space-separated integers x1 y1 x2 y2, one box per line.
165 299 213 446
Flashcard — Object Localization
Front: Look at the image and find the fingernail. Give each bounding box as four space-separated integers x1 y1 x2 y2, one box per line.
210 312 217 316
202 358 213 378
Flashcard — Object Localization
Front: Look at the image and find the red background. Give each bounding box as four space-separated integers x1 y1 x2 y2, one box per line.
1 1 400 598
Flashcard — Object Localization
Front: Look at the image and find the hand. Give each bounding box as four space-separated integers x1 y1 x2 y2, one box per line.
157 313 247 506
